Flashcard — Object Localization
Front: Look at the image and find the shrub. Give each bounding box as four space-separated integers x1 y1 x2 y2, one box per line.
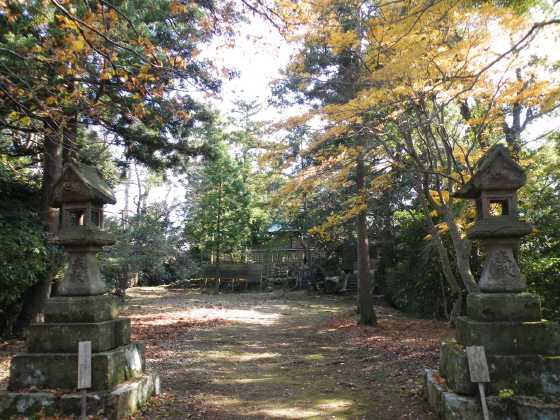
0 167 48 336
383 211 452 319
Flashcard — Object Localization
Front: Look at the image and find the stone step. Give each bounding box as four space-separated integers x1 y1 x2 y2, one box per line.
9 342 145 392
0 372 159 419
440 341 560 397
26 318 130 353
456 317 560 355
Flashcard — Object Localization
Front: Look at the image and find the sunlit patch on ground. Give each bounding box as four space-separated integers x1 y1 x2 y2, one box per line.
314 398 354 410
201 394 242 407
212 377 272 385
303 353 325 361
189 308 281 325
203 350 280 363
259 406 322 418
129 307 280 326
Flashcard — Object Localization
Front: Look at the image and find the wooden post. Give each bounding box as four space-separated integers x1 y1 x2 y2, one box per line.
78 341 92 420
466 346 490 420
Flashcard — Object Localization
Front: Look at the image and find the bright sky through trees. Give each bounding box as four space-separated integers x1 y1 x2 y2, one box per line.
106 3 559 220
106 12 295 219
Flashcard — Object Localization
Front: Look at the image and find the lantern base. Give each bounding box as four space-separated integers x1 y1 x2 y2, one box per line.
427 288 560 419
425 369 560 420
8 342 145 391
0 372 159 419
438 341 560 397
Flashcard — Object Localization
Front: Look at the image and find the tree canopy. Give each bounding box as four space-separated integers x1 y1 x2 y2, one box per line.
1 0 560 336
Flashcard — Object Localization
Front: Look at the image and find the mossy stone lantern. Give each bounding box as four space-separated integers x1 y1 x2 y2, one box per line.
454 144 532 292
0 161 159 418
426 145 560 418
51 161 116 296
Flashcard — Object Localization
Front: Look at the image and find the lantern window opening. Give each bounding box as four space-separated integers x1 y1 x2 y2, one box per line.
68 208 86 226
489 199 509 216
91 207 103 227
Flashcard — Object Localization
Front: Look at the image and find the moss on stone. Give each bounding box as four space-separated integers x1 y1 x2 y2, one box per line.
27 318 130 353
9 342 145 391
467 293 541 322
45 295 120 323
456 317 560 355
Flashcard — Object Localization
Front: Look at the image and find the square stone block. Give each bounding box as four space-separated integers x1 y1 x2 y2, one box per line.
26 318 130 353
45 295 120 323
515 396 560 420
440 340 560 397
425 371 517 420
439 341 476 396
467 293 541 322
424 369 445 418
456 317 560 355
9 342 145 391
108 373 161 419
441 391 483 420
0 372 159 419
0 391 58 418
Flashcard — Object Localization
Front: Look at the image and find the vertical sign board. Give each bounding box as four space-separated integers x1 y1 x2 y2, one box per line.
78 341 92 390
466 346 490 420
78 341 92 420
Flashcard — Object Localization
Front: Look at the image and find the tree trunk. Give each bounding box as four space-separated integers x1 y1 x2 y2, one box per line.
356 152 376 326
421 202 463 325
15 130 62 332
215 179 223 291
62 111 78 162
441 209 479 293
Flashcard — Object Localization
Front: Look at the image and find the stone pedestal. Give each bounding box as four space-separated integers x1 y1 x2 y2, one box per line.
426 292 560 419
0 294 159 419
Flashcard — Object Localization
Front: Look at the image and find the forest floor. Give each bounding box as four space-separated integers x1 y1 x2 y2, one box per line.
0 287 453 419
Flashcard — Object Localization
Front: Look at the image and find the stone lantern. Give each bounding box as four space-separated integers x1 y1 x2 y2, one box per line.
51 161 116 296
454 144 532 292
425 144 560 419
0 161 158 419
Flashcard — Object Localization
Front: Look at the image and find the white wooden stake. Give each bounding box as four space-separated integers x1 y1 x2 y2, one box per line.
478 382 490 420
78 341 92 420
466 346 490 420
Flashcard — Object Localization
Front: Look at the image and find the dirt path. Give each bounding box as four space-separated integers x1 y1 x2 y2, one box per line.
124 287 451 419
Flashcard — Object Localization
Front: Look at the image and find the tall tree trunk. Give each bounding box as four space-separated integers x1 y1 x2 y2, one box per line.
441 209 479 293
356 151 376 326
215 179 223 290
134 163 143 215
15 129 62 332
62 111 78 162
421 200 463 325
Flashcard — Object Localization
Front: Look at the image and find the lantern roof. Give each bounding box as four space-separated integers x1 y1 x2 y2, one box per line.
454 144 526 199
52 161 116 207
